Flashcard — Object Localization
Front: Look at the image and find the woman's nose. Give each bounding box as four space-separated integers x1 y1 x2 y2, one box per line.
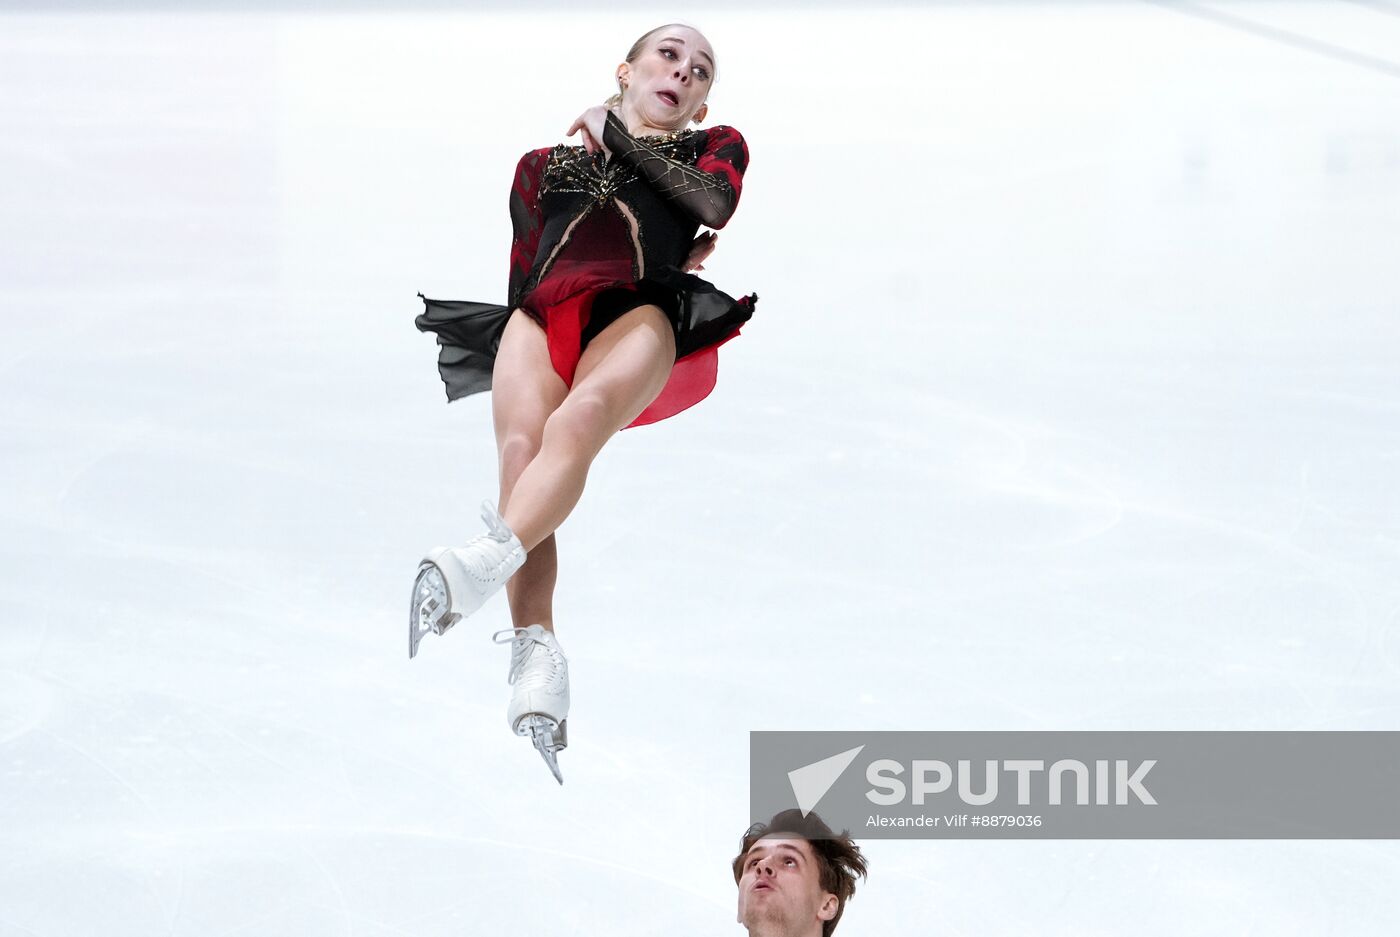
674 68 688 84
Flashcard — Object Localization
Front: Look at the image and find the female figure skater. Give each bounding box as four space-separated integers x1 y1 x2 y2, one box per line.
410 23 753 782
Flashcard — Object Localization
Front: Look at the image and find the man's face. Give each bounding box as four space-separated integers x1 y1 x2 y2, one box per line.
735 835 838 934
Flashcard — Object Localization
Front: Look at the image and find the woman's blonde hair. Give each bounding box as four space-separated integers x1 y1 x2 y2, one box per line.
603 22 716 109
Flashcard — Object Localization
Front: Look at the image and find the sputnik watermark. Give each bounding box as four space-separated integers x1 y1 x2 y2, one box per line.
752 732 1400 839
866 758 1156 806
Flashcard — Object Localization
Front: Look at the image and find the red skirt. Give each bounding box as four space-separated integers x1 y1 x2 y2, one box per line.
416 263 755 430
520 262 748 428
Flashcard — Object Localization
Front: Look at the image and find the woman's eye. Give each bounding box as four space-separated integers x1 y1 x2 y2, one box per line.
660 47 676 59
694 67 710 81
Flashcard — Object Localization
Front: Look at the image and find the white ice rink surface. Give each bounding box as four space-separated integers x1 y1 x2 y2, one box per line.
3 2 1400 934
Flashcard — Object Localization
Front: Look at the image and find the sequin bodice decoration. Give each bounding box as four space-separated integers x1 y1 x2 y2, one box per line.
541 128 699 205
505 120 750 310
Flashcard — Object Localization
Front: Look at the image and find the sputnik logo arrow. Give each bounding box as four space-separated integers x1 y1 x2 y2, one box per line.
787 745 865 817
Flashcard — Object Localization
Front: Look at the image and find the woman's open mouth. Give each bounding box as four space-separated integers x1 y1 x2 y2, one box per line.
656 90 679 107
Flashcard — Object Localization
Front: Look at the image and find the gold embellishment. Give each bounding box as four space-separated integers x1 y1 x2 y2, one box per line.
540 131 701 203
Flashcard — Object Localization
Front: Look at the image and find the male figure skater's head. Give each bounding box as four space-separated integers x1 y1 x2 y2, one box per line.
732 810 868 937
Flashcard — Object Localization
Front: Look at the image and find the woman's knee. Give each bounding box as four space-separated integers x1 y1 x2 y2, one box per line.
498 430 543 482
542 391 616 454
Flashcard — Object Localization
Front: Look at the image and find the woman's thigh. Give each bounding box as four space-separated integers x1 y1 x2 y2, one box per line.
566 304 676 433
492 309 568 455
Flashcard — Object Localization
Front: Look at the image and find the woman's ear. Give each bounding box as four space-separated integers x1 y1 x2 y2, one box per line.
616 63 630 90
692 102 709 124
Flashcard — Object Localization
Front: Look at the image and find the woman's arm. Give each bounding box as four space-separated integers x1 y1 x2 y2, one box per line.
508 148 550 307
601 111 749 229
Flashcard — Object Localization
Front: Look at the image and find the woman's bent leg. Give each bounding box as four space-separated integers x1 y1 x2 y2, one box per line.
501 304 676 551
492 310 568 630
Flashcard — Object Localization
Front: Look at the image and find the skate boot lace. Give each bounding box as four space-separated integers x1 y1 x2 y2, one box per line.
479 501 514 543
460 502 520 583
492 627 567 692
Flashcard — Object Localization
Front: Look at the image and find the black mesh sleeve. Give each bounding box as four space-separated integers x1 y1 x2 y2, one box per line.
602 111 749 229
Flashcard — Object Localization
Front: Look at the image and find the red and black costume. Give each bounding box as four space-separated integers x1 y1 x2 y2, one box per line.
416 111 755 428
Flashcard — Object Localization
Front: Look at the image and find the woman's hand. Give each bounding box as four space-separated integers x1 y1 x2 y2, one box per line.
567 105 612 156
683 231 718 272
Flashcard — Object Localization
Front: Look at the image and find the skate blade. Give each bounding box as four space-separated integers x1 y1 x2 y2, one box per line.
408 562 456 659
517 715 567 785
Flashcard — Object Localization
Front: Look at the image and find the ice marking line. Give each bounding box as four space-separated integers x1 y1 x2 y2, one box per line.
183 706 302 777
35 671 313 781
1339 0 1400 21
298 904 427 937
36 727 160 822
983 476 1126 546
1107 497 1339 579
1140 0 1400 80
0 915 42 937
1378 603 1400 679
207 907 301 937
0 672 53 747
166 863 186 937
80 527 292 609
154 685 458 789
176 675 481 795
299 843 352 937
1292 389 1400 414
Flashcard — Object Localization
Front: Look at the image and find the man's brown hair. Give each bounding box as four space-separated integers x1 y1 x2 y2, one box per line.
732 809 868 937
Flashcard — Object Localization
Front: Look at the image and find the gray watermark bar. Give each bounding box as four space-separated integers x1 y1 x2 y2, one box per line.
750 732 1400 839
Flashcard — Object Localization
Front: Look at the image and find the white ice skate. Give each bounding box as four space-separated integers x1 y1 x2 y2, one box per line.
493 624 570 784
408 501 526 659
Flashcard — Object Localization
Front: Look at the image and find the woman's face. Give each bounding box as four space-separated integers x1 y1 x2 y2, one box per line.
620 27 715 128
